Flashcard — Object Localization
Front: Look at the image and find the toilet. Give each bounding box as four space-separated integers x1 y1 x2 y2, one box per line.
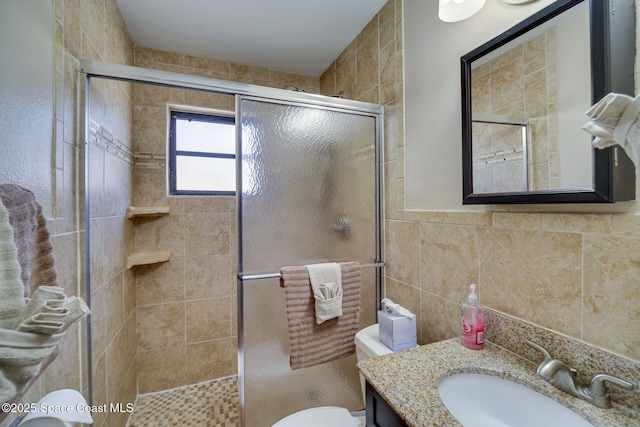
272 323 396 427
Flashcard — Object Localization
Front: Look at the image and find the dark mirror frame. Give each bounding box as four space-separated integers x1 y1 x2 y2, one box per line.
461 0 636 204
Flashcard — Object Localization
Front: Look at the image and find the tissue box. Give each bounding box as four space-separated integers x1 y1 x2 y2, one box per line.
378 308 417 351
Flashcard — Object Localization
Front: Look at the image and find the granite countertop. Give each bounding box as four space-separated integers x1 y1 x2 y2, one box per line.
358 339 640 427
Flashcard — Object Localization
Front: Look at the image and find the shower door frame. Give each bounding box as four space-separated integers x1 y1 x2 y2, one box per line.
79 60 384 423
235 94 384 426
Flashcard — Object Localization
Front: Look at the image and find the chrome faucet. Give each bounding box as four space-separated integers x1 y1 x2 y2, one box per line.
526 340 637 408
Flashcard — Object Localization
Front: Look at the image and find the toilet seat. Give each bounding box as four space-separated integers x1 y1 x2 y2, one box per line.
271 406 359 427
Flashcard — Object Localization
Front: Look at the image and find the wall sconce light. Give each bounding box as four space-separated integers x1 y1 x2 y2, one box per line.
438 0 486 22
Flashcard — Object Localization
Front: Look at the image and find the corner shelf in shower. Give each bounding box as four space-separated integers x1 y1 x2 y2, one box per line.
126 251 171 269
126 206 170 219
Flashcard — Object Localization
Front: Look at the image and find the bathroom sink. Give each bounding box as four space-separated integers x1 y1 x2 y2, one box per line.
438 373 594 427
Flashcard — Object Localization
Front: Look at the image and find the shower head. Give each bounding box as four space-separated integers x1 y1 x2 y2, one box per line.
284 85 306 92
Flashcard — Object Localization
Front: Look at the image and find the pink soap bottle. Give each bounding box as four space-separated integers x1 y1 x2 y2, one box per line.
461 284 484 350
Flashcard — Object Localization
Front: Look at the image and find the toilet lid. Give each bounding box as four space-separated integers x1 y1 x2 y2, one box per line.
272 406 359 427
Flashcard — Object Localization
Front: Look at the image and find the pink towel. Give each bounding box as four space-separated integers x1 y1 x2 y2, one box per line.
0 184 59 297
280 262 361 370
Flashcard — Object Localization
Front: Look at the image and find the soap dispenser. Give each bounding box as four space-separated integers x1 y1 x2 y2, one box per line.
461 284 484 350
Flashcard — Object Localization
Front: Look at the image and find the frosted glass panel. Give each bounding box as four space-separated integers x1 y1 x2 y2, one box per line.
238 98 378 427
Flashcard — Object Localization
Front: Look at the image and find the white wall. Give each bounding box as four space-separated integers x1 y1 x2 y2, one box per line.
0 0 54 217
403 0 640 212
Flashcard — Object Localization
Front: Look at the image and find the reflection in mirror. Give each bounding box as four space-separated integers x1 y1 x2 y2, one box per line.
470 1 591 194
461 0 636 204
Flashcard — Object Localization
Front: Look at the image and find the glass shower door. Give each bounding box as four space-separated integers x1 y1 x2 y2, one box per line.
236 96 381 427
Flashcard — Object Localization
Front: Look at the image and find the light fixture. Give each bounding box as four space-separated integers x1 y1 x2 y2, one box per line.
438 0 486 22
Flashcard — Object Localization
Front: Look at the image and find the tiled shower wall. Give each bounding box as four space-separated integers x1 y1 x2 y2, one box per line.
130 47 320 393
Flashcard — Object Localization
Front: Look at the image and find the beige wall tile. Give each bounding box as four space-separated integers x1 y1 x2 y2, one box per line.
135 46 184 66
186 297 232 343
134 214 185 258
186 338 235 384
136 258 186 305
356 31 380 98
137 346 187 393
492 212 542 230
583 235 640 359
542 213 611 234
420 293 459 345
137 303 185 351
185 255 232 300
184 213 230 257
421 223 479 302
385 220 420 285
491 58 524 111
479 228 582 336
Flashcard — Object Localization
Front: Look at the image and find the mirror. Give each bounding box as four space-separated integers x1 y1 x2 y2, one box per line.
461 0 636 204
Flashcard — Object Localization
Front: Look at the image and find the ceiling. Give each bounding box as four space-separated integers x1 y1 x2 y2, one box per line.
115 0 388 77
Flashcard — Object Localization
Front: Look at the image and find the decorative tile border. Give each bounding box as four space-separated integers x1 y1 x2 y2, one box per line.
89 119 134 165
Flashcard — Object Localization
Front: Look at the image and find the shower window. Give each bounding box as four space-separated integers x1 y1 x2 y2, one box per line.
169 110 236 195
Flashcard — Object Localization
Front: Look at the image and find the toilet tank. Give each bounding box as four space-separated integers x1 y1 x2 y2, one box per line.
355 324 394 361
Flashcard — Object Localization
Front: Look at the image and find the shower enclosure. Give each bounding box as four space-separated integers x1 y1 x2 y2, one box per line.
236 97 382 426
80 61 383 427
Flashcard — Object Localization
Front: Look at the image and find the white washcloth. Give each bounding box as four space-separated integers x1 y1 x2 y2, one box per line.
0 201 26 329
582 93 640 169
14 286 90 335
306 262 343 325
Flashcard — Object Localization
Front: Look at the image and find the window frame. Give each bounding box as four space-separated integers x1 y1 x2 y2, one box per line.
168 110 236 196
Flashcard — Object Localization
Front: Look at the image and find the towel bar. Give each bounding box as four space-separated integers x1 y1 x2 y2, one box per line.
238 261 385 282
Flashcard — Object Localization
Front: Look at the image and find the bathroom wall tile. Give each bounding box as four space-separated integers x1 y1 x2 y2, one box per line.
64 0 81 59
103 216 126 281
583 235 640 360
184 88 234 112
356 14 379 49
90 283 107 363
103 154 132 217
106 315 136 403
358 85 380 104
491 44 523 70
81 0 106 59
184 213 230 257
136 258 186 306
531 163 549 191
523 32 546 75
133 78 184 108
380 43 397 105
185 255 232 300
186 338 235 384
454 211 491 227
379 0 396 50
336 54 357 101
137 303 185 351
530 117 549 164
134 214 185 258
420 223 478 302
524 69 548 117
384 103 399 162
385 220 420 285
542 213 611 234
420 293 459 345
184 55 229 75
137 346 187 393
425 211 456 224
135 47 184 67
356 31 380 98
230 63 270 81
133 105 167 154
105 273 125 345
123 268 136 320
51 232 79 297
320 64 336 95
471 72 492 113
183 196 235 214
479 228 582 336
491 58 524 111
186 297 232 343
492 212 542 230
133 167 184 213
88 146 105 218
336 38 357 69
611 213 640 236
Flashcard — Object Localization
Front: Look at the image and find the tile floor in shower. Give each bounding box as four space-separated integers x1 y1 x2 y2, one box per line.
127 375 239 427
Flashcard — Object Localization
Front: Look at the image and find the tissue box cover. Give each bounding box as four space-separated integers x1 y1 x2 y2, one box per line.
378 309 417 351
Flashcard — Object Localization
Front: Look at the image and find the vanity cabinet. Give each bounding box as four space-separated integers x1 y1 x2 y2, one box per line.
365 382 408 427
